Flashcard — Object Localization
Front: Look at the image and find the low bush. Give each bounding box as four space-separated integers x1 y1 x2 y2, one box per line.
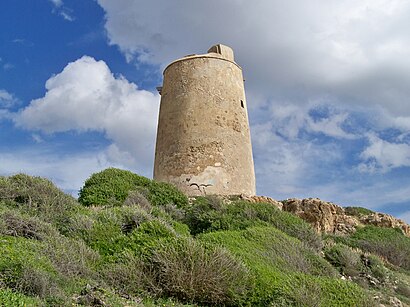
0 288 42 306
0 210 57 241
0 236 66 302
78 168 188 208
65 205 181 262
345 207 374 217
0 174 78 229
42 235 100 278
102 252 153 297
150 237 250 305
146 181 188 208
349 226 410 270
78 168 151 206
184 197 323 251
324 243 364 277
200 227 345 305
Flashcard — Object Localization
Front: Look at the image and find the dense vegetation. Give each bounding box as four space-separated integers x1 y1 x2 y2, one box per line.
0 168 409 306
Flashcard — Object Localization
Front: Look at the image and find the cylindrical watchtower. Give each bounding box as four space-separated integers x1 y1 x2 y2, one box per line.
154 44 255 196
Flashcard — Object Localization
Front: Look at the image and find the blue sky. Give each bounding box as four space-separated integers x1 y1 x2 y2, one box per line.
1 0 410 223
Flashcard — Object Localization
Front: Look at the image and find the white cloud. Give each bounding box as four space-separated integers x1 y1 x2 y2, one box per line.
49 0 63 8
60 10 75 22
308 112 356 139
96 0 410 116
359 134 410 172
267 102 356 140
49 0 75 21
15 56 160 173
0 89 18 109
252 119 344 199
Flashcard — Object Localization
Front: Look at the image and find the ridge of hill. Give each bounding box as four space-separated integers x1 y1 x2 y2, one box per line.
243 195 410 237
0 168 409 306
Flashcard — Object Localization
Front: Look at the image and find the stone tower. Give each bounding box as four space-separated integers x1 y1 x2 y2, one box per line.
154 44 256 196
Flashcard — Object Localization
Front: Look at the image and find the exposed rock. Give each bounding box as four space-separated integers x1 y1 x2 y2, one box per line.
240 194 283 210
280 198 410 237
359 213 410 237
241 196 410 238
281 198 358 235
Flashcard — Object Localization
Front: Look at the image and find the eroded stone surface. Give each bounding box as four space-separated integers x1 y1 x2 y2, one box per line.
282 198 359 235
359 213 410 237
240 194 283 210
281 198 410 237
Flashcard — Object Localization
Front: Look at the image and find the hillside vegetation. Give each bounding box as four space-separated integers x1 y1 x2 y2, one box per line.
0 168 409 306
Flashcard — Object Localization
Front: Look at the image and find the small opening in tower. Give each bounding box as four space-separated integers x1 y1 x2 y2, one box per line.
240 100 244 108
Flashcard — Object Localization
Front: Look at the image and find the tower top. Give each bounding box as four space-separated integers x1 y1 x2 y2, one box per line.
207 44 234 61
163 44 239 75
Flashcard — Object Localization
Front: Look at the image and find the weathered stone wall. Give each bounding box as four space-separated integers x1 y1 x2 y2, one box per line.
154 45 256 196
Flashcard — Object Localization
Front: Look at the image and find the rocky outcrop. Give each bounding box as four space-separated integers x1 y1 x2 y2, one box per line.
248 196 410 237
240 194 283 210
359 212 410 237
281 198 358 235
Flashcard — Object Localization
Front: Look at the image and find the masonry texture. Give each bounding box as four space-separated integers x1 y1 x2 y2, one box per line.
154 44 256 196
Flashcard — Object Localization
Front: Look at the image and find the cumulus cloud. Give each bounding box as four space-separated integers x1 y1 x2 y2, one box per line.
268 102 357 140
251 119 345 199
359 134 410 173
97 0 410 116
15 56 160 174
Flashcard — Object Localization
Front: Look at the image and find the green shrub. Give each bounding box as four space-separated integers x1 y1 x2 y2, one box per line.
0 174 78 229
150 237 250 305
0 210 58 241
184 197 323 250
0 208 99 280
65 205 179 261
78 168 151 206
102 252 152 297
42 235 99 278
146 181 188 208
0 288 42 306
324 243 364 277
345 207 374 217
0 236 66 302
200 227 342 305
78 168 188 208
349 226 410 270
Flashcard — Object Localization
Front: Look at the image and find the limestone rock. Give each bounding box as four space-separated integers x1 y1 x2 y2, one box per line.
281 198 410 237
359 213 410 237
240 194 283 210
281 198 358 235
